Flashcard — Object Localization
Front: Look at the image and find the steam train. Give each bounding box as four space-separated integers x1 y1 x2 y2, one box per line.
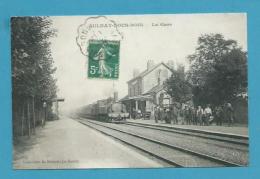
77 97 129 123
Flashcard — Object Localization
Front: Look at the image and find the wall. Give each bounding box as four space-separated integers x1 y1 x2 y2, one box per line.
143 64 172 94
128 78 142 97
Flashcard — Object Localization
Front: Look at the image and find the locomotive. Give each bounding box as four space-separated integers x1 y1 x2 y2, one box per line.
78 97 129 123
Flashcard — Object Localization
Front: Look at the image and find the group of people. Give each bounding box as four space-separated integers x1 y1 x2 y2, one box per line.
153 103 234 126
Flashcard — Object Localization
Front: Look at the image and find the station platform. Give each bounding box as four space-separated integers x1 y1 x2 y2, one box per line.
126 118 248 137
13 116 162 169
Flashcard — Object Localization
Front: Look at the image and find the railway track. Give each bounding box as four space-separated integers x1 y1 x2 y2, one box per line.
77 118 243 167
124 121 249 146
79 115 248 146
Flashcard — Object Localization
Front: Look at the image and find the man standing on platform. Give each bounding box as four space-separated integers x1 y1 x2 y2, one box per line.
197 106 204 126
215 105 224 126
204 104 212 126
225 103 234 126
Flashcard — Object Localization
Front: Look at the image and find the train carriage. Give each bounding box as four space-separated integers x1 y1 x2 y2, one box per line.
78 97 129 123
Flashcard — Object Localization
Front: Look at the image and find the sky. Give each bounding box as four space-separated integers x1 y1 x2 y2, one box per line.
49 13 247 112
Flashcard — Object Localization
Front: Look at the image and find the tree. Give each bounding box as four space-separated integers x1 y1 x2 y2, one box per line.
12 17 57 98
187 34 247 106
11 17 57 136
164 70 192 105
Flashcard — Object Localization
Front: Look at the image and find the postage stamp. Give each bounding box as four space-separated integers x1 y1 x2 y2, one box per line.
76 16 123 79
88 40 120 79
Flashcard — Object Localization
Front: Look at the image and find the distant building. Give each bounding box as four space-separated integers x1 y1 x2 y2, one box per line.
121 61 181 118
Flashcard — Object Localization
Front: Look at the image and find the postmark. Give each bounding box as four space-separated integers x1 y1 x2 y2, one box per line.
88 40 120 79
76 16 123 79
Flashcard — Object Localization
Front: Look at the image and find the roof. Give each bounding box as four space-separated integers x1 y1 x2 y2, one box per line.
120 85 164 102
120 94 153 102
119 95 129 102
143 84 164 95
127 62 173 83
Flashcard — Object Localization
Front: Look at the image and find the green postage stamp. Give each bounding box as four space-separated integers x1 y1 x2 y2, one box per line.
88 40 120 79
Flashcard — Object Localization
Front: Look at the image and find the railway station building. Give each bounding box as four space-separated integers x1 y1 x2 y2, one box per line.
120 60 184 119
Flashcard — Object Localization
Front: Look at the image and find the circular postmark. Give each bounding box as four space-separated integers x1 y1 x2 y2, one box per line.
76 16 123 79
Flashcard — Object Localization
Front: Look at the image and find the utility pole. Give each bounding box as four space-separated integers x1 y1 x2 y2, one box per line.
43 101 47 127
32 95 35 134
27 100 30 137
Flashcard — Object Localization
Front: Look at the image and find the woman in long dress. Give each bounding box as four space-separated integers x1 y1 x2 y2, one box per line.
93 43 115 77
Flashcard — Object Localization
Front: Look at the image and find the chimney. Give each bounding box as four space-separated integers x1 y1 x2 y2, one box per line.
114 91 118 102
147 60 155 70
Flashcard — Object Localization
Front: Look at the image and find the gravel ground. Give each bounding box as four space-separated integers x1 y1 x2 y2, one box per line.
82 120 225 167
84 119 248 166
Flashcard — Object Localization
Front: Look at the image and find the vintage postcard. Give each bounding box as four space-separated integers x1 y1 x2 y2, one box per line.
12 13 248 169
